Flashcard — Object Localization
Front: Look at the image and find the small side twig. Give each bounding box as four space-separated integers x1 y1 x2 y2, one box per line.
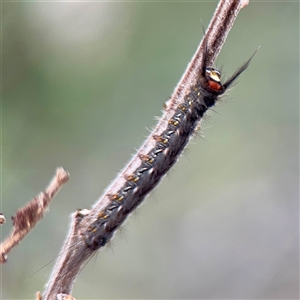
36 292 76 300
0 213 6 225
42 1 249 299
0 167 69 263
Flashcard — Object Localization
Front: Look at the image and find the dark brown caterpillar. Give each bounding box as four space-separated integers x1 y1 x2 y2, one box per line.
84 39 256 251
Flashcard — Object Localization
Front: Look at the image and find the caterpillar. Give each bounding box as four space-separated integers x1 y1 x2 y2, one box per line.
84 38 256 251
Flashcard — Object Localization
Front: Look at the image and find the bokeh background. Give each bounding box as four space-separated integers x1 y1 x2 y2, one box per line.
1 1 299 299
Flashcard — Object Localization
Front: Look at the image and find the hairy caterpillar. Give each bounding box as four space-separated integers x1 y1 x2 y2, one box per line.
84 39 256 251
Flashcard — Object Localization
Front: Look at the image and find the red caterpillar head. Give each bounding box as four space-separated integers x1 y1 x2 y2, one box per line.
201 36 258 95
205 67 223 92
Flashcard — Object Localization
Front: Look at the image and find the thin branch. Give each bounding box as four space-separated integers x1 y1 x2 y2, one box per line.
43 1 249 299
0 167 69 263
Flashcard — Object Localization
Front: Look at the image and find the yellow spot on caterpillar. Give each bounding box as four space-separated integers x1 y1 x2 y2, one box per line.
139 154 154 164
148 157 154 163
110 193 124 202
90 226 97 233
154 135 168 144
178 104 186 111
98 212 109 219
169 119 179 126
126 174 139 182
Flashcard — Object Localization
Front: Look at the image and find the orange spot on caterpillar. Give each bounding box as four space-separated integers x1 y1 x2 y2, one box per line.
98 212 109 219
168 119 179 126
125 174 139 182
153 135 168 144
109 193 124 202
139 154 154 163
178 104 187 111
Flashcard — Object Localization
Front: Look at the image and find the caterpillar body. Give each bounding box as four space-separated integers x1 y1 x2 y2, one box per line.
84 39 256 251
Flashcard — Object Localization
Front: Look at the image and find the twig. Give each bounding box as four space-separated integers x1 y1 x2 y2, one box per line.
0 213 6 225
43 1 249 299
0 167 69 263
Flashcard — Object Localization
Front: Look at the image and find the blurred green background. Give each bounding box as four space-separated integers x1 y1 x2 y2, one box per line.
1 1 299 299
